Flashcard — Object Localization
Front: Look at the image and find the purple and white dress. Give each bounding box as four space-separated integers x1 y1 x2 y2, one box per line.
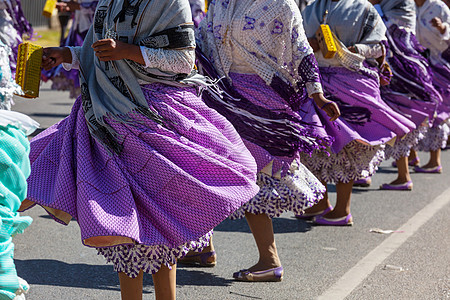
415 0 450 151
42 0 98 98
0 0 32 76
197 0 332 218
21 0 259 278
300 0 416 183
375 0 442 160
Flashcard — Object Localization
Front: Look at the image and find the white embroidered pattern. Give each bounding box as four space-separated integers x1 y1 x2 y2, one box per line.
97 231 213 278
301 141 386 183
230 162 325 219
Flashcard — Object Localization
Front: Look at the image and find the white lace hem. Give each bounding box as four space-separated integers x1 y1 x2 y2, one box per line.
385 127 427 160
96 231 212 278
230 162 325 219
301 140 386 183
415 122 450 151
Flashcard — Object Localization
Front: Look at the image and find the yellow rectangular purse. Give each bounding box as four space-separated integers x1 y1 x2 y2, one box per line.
315 24 337 59
15 42 43 98
42 0 57 18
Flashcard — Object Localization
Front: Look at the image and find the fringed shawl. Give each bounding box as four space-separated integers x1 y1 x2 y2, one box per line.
79 0 197 153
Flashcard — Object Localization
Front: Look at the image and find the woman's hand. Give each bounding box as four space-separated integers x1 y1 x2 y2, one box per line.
56 1 80 12
42 47 72 70
347 46 358 53
92 39 145 64
311 93 340 121
431 17 447 35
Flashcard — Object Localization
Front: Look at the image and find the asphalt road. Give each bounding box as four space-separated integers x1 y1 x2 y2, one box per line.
11 82 450 300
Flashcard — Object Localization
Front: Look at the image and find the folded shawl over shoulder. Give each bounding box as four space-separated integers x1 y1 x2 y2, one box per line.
380 0 416 30
303 0 386 47
79 0 198 153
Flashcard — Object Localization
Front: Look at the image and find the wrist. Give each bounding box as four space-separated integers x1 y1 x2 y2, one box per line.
62 47 73 64
312 93 325 105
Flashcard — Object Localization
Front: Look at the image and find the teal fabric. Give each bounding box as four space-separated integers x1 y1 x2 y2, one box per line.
0 125 32 300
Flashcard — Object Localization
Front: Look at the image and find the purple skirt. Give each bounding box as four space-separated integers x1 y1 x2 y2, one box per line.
300 67 416 154
431 63 450 127
381 26 440 128
225 73 326 218
22 83 259 251
300 67 416 183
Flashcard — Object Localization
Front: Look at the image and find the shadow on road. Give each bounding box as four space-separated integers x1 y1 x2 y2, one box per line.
176 269 233 287
29 113 69 118
15 259 124 292
214 216 313 234
15 259 233 291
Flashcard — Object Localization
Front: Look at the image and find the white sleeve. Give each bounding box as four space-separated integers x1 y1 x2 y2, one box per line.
62 46 81 70
306 82 323 97
354 43 384 59
139 46 194 74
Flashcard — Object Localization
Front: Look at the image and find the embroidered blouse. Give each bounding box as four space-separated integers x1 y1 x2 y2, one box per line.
415 0 450 65
197 0 323 97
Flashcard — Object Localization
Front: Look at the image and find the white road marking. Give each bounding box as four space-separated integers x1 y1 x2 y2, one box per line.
318 187 450 300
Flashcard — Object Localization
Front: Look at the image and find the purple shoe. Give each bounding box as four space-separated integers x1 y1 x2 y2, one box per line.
295 206 333 219
178 251 216 267
391 157 420 168
414 165 442 174
379 181 413 191
313 214 353 226
354 176 372 187
233 266 284 282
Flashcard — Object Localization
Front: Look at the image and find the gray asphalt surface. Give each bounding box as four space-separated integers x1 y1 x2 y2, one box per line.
11 82 450 299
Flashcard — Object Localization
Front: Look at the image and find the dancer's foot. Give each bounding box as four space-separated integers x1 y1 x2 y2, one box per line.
414 165 442 173
246 258 282 273
417 162 441 169
302 200 332 215
353 176 371 187
233 257 282 282
233 266 284 282
386 178 412 185
314 214 353 226
320 209 352 222
178 241 216 267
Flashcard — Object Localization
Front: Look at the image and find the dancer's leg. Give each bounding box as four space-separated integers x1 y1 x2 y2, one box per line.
118 270 144 300
389 156 412 184
152 265 177 300
323 180 353 220
244 212 281 272
421 149 441 169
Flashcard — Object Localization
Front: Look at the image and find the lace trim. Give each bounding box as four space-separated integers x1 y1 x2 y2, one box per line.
305 82 323 97
301 140 386 183
415 123 450 152
230 163 325 219
354 43 383 59
385 127 427 160
62 46 81 71
96 231 213 278
140 47 194 75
